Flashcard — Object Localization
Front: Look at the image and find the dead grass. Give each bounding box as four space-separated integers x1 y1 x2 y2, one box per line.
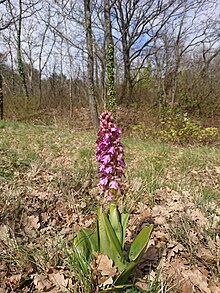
0 120 219 292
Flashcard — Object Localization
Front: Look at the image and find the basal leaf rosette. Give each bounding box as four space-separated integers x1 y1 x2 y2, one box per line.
96 111 125 201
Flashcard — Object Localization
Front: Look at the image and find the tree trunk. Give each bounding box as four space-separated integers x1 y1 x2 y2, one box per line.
104 0 116 112
17 0 29 100
84 0 99 128
0 74 3 120
116 0 131 103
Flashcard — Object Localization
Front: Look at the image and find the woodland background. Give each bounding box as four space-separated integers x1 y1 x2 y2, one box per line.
1 0 220 131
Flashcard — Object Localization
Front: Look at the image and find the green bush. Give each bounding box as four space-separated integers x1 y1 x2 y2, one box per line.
129 109 219 145
159 111 219 144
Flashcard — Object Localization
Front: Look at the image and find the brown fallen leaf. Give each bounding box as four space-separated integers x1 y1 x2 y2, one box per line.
102 277 114 287
0 224 10 242
189 231 199 244
188 209 209 227
154 231 168 242
95 253 117 277
209 284 220 293
23 215 40 236
167 243 185 262
197 247 216 264
154 215 167 225
181 279 194 293
182 269 211 293
48 272 68 289
135 280 149 291
33 274 54 291
9 274 22 285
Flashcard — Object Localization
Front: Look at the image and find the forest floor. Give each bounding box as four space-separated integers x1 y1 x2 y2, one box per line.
0 120 219 292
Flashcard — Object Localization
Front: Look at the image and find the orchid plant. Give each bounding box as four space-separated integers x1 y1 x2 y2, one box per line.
72 111 153 291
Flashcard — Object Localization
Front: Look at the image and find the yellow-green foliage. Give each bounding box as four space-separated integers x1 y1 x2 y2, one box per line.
130 111 219 145
159 111 219 144
197 127 219 143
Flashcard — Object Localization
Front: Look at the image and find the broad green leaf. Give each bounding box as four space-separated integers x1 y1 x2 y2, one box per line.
128 224 154 262
108 203 123 245
121 213 129 249
98 207 126 271
115 224 153 286
114 261 137 286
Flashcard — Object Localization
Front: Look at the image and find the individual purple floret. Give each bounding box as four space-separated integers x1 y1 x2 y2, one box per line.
96 111 125 201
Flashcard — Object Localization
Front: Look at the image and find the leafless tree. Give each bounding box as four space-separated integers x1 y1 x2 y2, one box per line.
151 0 220 108
0 74 3 119
7 0 29 98
84 0 99 128
0 0 16 31
113 0 180 101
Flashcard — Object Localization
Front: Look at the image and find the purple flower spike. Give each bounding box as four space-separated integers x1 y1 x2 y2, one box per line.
96 110 125 201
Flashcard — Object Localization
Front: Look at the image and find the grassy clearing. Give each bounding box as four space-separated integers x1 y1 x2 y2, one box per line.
0 120 219 292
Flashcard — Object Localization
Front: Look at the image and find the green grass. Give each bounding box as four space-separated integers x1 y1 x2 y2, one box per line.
0 120 219 292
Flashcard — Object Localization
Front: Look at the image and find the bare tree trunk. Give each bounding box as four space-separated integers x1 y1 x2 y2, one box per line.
115 0 130 102
84 0 99 128
39 30 56 109
63 15 74 118
170 0 187 107
8 35 15 93
0 74 3 119
17 0 29 100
